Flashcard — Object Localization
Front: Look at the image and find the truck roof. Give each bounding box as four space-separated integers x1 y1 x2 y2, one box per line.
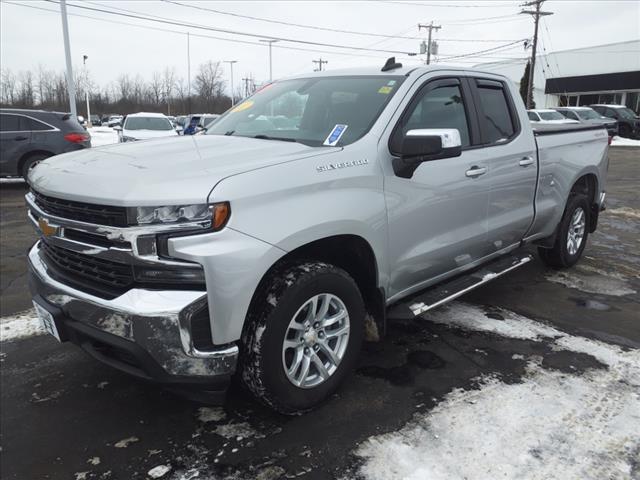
281 64 506 81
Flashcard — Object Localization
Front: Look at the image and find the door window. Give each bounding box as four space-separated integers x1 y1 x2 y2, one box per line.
527 112 539 121
0 114 22 132
391 82 471 153
475 81 516 144
22 117 52 131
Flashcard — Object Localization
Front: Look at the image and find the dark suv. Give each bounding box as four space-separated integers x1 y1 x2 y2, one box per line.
0 109 91 180
589 104 640 139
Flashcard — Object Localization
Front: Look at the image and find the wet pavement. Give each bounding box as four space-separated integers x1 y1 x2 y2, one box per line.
1 148 638 480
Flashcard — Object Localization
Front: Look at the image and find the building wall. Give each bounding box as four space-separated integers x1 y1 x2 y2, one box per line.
475 40 640 109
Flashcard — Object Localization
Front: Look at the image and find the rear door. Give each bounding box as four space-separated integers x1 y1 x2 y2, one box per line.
0 114 31 176
470 78 537 251
383 76 492 299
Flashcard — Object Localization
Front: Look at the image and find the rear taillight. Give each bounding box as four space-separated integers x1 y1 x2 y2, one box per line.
64 132 90 143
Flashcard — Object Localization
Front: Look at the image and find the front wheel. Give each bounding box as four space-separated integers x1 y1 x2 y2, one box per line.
240 262 365 414
22 153 50 182
538 193 590 268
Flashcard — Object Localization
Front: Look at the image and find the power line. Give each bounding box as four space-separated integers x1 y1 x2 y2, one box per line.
42 0 417 56
438 39 526 60
520 0 553 108
375 1 515 8
4 1 391 60
162 0 426 41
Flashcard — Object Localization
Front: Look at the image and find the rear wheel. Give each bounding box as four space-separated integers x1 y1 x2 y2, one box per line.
21 153 51 182
538 194 589 268
240 262 365 414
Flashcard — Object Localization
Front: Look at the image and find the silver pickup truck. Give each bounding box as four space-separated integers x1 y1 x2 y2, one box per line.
27 61 608 413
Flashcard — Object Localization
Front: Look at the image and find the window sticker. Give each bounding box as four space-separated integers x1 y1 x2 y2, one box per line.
387 80 397 86
378 86 393 94
231 100 254 113
323 124 348 146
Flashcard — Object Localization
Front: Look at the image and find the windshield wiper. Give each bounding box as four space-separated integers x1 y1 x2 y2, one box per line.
253 134 298 143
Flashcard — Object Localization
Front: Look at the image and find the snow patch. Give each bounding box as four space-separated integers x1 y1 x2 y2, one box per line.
606 207 640 221
0 309 43 342
87 457 101 466
423 303 563 341
197 407 226 423
148 465 172 478
355 303 640 480
214 422 264 440
546 270 636 296
114 436 139 448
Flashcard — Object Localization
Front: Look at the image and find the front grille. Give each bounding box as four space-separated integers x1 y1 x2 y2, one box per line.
32 191 129 227
41 241 133 299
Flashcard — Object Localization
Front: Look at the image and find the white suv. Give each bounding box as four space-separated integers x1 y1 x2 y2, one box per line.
116 112 178 142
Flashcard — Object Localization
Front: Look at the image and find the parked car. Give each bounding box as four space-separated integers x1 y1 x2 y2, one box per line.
199 114 220 130
90 114 102 126
115 112 178 142
0 108 90 180
26 63 608 413
527 109 579 124
107 115 123 127
552 107 618 137
589 104 640 138
175 115 187 134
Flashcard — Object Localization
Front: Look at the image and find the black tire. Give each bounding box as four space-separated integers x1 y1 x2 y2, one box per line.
21 153 51 182
240 261 365 414
538 193 590 268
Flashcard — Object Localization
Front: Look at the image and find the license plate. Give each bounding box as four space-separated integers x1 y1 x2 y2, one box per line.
33 301 61 342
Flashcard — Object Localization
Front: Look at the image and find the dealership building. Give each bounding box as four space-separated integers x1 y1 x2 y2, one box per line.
476 40 640 112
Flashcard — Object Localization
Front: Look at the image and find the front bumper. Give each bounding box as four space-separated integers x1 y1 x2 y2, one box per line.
27 242 238 392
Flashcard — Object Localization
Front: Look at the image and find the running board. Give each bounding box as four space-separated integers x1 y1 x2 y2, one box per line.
387 254 532 319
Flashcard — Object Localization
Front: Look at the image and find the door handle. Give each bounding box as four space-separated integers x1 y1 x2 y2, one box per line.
14 136 28 141
465 166 487 177
519 156 534 167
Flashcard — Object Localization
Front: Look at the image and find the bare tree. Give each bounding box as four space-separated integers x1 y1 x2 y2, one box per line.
0 68 17 105
195 60 225 111
149 71 163 106
17 70 35 107
162 67 176 114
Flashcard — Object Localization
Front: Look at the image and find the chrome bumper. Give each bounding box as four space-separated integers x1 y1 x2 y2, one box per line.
28 243 238 379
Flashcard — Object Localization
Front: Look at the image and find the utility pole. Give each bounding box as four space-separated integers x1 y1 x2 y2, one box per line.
418 22 441 65
520 0 553 109
224 60 238 106
260 39 278 81
59 0 77 117
187 32 191 114
83 55 92 127
312 58 328 71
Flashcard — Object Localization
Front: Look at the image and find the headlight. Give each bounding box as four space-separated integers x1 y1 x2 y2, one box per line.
130 202 231 230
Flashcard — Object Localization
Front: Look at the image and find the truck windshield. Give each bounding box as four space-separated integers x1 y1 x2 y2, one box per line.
207 76 405 146
576 109 602 120
125 117 173 131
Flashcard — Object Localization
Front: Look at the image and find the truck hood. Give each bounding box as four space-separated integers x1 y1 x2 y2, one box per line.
30 135 335 206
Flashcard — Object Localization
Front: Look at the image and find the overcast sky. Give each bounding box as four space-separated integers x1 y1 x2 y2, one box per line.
1 0 638 94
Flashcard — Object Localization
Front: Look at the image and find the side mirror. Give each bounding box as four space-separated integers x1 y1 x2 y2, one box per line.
113 125 122 131
394 129 462 178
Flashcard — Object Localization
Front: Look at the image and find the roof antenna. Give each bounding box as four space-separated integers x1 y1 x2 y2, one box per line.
381 57 402 72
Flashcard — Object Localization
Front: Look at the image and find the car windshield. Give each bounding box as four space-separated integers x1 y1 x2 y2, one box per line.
575 109 601 120
616 107 637 120
207 75 405 146
539 111 565 121
125 117 173 131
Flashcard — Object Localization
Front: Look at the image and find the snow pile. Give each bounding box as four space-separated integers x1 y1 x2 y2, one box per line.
88 126 119 147
546 268 636 297
0 309 43 342
611 136 640 147
355 303 640 480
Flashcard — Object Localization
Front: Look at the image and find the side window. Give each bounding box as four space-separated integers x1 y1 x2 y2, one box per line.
0 114 22 132
22 117 52 131
605 108 618 118
395 83 471 150
475 81 516 144
527 112 539 121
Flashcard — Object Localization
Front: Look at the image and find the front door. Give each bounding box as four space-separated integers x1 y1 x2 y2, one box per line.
383 77 492 300
0 113 31 176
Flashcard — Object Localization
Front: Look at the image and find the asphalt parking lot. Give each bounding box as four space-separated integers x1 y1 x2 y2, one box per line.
1 148 638 480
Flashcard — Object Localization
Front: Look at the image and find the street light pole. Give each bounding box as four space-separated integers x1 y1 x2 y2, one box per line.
83 55 92 127
224 60 238 106
59 0 77 118
260 39 278 82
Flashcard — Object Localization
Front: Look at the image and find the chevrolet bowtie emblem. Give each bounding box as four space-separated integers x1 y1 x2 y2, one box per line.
38 218 58 237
